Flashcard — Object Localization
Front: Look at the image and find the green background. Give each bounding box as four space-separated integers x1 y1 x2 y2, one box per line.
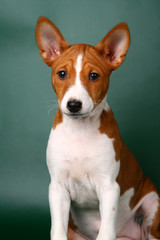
0 0 160 239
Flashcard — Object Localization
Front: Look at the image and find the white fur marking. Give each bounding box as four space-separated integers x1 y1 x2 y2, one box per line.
47 109 120 240
61 54 94 117
75 54 83 86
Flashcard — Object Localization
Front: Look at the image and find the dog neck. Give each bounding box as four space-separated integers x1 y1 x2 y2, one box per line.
61 98 109 134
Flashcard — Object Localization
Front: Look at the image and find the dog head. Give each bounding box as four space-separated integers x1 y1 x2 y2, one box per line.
36 17 130 118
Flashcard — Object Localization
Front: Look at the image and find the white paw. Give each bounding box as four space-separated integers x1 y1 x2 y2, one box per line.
51 231 67 240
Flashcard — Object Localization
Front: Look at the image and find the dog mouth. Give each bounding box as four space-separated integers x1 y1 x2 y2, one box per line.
62 108 95 119
63 111 91 119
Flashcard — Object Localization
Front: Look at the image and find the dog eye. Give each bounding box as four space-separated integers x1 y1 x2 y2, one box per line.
57 70 67 80
89 72 100 81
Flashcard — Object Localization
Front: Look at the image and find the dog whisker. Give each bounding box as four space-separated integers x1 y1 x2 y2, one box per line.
44 99 58 115
48 104 58 115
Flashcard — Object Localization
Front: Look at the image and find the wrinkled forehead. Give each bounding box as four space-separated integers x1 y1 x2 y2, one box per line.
51 44 108 74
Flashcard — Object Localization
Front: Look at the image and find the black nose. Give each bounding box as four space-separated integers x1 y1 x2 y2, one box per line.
67 100 82 113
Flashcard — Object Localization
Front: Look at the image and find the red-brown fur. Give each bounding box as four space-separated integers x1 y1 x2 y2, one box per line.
36 17 160 239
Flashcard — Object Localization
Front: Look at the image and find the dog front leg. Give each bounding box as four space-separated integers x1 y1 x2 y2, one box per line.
97 182 120 240
49 181 71 240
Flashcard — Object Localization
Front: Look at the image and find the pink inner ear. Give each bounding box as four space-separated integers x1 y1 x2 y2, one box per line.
95 23 130 70
54 48 61 56
48 45 61 59
107 33 126 61
36 17 69 65
39 22 62 59
40 43 61 63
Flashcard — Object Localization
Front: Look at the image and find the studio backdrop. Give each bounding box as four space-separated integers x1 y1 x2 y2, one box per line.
0 0 160 239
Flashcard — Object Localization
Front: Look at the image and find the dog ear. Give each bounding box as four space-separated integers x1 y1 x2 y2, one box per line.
36 17 69 66
95 23 130 70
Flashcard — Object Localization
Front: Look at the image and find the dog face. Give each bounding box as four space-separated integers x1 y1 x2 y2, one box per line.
51 44 111 118
36 17 130 118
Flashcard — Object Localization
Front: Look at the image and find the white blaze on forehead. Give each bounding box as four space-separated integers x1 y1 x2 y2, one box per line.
75 54 83 85
61 54 94 116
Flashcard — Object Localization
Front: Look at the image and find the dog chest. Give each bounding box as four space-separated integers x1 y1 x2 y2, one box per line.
47 120 120 205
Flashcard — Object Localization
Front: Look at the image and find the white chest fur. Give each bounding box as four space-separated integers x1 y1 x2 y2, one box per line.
47 112 120 207
47 110 122 240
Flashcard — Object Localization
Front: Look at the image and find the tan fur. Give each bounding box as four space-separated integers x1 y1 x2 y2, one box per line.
36 17 160 239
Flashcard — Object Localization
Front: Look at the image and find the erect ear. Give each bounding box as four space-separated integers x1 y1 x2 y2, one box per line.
95 23 130 70
36 17 69 66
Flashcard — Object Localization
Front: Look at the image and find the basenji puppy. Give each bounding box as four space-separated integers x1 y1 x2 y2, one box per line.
36 17 160 240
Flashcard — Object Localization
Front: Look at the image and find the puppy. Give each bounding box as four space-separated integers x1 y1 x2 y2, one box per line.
36 17 160 240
